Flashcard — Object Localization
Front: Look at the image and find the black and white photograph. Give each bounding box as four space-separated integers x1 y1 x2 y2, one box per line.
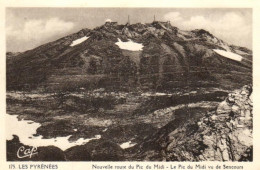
5 7 253 162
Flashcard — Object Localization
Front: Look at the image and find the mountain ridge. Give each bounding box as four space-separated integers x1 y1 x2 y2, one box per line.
7 21 252 91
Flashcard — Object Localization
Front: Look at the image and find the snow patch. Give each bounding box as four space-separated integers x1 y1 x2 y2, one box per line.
102 128 108 132
141 92 172 97
6 114 101 151
7 92 53 99
120 141 137 149
70 36 89 47
213 49 243 61
115 38 143 51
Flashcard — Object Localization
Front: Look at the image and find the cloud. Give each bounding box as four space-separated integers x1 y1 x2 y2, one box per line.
164 12 252 48
105 18 112 22
6 17 74 51
164 12 183 22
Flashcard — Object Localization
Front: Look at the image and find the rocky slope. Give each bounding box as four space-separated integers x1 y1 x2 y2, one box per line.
130 85 252 161
7 21 252 91
7 85 252 161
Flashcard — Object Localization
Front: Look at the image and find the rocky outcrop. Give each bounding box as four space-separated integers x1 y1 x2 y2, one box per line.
194 85 253 161
132 85 253 161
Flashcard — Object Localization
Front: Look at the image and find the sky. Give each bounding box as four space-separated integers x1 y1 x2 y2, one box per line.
6 8 252 52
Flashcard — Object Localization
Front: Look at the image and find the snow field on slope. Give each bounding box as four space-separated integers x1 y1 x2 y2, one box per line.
115 38 144 51
120 141 137 149
70 36 89 47
6 114 101 151
213 49 243 61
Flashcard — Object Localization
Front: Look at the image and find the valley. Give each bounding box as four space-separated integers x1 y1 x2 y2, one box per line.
6 87 229 160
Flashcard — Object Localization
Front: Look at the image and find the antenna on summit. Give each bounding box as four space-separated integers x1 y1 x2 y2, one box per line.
128 15 130 25
153 15 156 22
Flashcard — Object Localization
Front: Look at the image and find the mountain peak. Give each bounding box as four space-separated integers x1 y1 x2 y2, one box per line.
7 20 252 91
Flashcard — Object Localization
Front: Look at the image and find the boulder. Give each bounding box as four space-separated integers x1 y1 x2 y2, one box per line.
31 146 65 161
65 145 92 161
91 141 125 161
